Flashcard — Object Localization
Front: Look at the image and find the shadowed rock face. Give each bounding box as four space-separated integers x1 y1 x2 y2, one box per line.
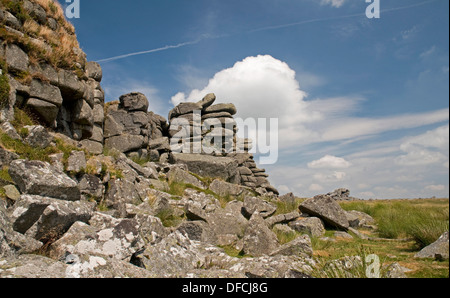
171 153 239 183
8 160 80 201
299 195 350 231
1 0 105 150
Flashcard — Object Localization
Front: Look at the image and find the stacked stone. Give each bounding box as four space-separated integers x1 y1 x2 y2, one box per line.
79 62 105 155
0 1 104 151
229 153 279 195
147 112 170 162
168 94 252 155
103 93 171 161
103 93 151 156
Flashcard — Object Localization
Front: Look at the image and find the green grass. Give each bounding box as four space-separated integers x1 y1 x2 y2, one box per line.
340 199 449 249
218 245 248 259
0 58 10 108
273 228 299 245
0 108 88 166
307 199 449 278
0 166 13 183
155 209 185 228
272 198 305 216
130 155 152 166
10 108 38 128
0 132 58 162
166 180 236 208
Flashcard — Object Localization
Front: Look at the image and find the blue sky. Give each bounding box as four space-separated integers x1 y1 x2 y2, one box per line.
62 0 449 199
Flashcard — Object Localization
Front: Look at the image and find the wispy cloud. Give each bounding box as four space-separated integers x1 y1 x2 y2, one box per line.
95 0 441 63
321 0 346 8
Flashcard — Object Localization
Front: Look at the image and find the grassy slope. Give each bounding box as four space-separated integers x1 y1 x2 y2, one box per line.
310 199 449 278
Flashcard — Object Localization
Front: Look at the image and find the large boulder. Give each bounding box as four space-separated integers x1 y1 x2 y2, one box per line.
25 98 59 125
415 232 449 260
66 151 87 173
0 254 68 278
78 174 104 200
208 179 248 197
203 103 237 116
8 160 81 201
168 102 202 120
196 93 216 109
1 200 43 258
242 196 277 219
208 200 249 242
5 44 29 73
270 235 313 258
167 167 206 189
23 125 54 149
85 61 103 82
8 195 94 242
104 178 141 217
289 217 326 238
326 188 356 201
29 79 63 107
57 69 85 99
242 213 280 257
134 231 235 277
265 211 300 227
0 253 152 278
299 195 349 230
0 147 19 168
345 210 375 228
119 92 149 112
104 134 145 153
172 153 239 183
48 219 143 261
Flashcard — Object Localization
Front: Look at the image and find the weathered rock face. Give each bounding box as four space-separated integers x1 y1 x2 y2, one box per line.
326 188 358 201
242 213 280 257
172 153 239 183
271 234 313 258
415 232 449 260
1 199 43 258
242 196 277 219
1 0 105 153
299 195 349 231
289 217 326 238
103 92 170 160
48 219 143 261
8 160 80 201
8 194 94 242
345 210 375 229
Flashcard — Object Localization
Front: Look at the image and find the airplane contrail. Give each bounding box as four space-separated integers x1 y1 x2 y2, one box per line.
96 39 203 63
96 0 441 63
247 0 440 33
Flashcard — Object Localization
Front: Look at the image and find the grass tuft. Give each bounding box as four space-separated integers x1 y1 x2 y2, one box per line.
340 199 449 249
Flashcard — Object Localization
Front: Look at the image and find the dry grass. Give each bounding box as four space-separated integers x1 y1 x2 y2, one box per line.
309 198 450 278
32 0 75 34
1 0 82 70
340 199 449 248
23 19 41 35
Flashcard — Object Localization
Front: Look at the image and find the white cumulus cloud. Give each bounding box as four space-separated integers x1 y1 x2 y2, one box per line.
171 55 309 122
308 155 351 169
